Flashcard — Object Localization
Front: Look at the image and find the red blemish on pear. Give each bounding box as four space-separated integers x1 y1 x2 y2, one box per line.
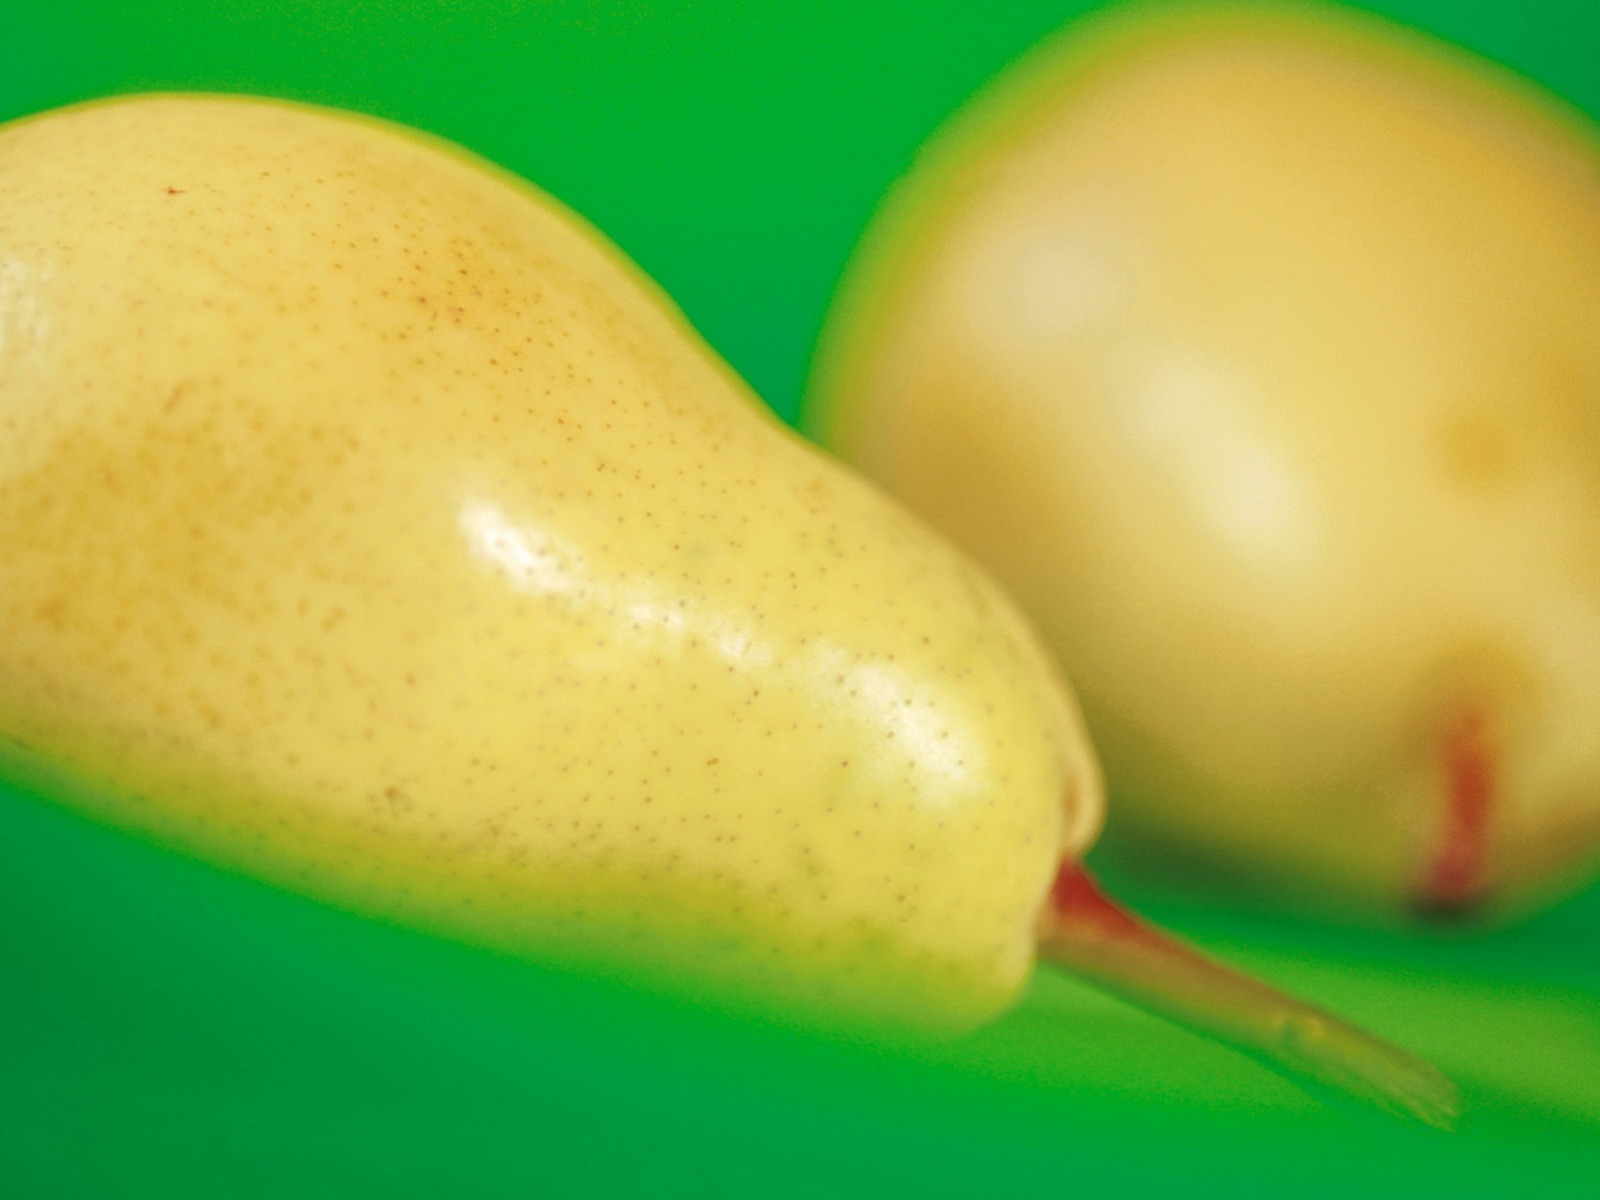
1417 710 1494 916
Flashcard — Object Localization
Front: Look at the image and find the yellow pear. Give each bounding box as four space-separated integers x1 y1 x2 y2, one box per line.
0 94 1449 1121
807 5 1600 921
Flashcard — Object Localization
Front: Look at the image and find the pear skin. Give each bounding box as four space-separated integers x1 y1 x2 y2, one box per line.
805 5 1600 922
0 93 1102 1030
0 95 1450 1122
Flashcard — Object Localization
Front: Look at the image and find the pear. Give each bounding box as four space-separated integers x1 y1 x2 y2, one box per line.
0 94 1452 1122
806 5 1600 921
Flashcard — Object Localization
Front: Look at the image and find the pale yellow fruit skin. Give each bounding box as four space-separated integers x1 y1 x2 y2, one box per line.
0 95 1103 1029
807 7 1600 916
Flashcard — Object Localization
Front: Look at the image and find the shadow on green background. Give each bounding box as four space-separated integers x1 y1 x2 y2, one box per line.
2 1 1598 1196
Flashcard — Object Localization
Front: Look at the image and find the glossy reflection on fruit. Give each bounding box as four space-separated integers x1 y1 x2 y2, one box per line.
0 93 1106 1030
0 95 1451 1122
807 5 1600 921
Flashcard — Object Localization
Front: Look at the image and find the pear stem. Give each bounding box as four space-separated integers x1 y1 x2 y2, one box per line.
1416 708 1495 916
1037 865 1459 1129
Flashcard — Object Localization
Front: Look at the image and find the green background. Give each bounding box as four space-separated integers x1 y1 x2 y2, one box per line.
2 1 1598 1195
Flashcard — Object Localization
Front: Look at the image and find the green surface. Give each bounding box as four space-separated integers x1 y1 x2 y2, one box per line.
1 0 1598 1195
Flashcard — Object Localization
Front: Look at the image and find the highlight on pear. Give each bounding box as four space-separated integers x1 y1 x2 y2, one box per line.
0 93 1450 1125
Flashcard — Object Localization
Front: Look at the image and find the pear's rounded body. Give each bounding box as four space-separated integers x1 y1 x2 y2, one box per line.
0 96 1102 1027
807 8 1600 917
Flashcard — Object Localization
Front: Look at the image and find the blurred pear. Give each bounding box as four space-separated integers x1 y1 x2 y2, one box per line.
807 5 1600 921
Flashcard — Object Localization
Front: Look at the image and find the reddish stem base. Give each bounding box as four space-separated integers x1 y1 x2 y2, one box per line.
1416 710 1495 917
